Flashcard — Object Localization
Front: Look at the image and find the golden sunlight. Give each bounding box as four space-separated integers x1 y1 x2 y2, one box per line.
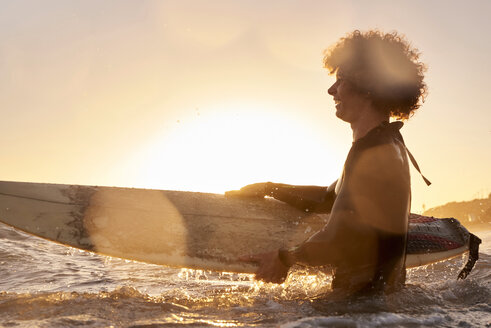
126 103 342 193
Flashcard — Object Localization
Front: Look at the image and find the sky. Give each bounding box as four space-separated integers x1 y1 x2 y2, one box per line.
1 0 490 212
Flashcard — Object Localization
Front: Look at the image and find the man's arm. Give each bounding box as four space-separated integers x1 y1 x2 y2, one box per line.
226 181 337 213
267 182 336 213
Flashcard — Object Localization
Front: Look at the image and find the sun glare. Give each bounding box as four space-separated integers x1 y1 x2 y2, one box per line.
127 104 341 193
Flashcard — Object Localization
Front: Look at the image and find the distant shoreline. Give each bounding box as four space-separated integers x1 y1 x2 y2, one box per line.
463 222 491 234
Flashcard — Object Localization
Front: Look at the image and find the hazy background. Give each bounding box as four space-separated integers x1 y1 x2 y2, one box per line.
1 0 490 212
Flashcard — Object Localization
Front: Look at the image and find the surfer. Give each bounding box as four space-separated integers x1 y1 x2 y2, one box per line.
227 30 428 295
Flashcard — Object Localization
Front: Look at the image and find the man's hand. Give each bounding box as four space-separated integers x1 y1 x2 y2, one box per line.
239 250 290 284
225 182 271 199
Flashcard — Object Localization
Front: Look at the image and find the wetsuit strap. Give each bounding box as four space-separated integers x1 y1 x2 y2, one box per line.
404 146 432 186
390 124 431 186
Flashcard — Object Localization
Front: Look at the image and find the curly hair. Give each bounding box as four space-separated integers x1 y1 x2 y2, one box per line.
323 30 427 120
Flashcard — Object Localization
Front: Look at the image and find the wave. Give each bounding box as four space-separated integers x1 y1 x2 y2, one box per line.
1 224 490 327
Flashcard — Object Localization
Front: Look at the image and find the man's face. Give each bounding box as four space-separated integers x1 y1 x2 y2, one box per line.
327 70 369 123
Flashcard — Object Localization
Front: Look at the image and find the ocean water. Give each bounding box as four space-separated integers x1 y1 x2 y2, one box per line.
0 223 490 328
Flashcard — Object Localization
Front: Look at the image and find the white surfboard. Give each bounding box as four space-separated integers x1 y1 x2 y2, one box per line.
0 181 479 275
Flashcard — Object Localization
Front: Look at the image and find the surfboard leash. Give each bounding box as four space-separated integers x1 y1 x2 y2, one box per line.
457 233 482 280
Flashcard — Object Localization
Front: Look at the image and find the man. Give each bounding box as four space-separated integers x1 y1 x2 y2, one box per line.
227 30 428 295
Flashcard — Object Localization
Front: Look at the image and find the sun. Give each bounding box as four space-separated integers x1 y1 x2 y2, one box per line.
124 104 343 193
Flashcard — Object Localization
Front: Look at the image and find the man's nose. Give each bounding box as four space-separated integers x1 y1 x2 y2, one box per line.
328 84 336 96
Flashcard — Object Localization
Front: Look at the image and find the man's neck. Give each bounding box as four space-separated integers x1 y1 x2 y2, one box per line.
350 111 389 141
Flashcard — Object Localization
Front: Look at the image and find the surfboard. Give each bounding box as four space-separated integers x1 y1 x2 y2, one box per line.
0 181 479 276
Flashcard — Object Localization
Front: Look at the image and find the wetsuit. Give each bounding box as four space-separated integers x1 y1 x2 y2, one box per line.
268 122 411 294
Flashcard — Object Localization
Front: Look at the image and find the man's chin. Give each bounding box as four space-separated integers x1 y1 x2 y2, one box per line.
335 110 352 123
335 109 345 120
